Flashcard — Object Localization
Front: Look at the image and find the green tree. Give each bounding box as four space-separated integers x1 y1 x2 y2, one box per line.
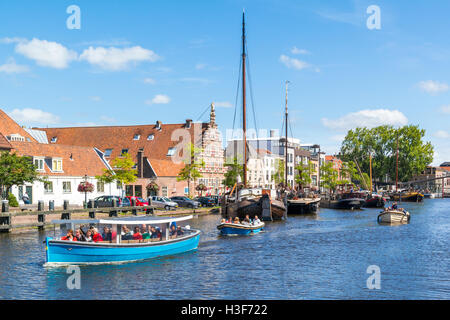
177 143 204 196
320 161 339 193
223 156 244 188
96 152 137 197
0 152 42 200
340 125 434 183
295 160 313 190
272 158 285 187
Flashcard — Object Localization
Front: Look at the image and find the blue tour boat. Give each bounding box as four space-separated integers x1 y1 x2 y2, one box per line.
217 222 265 235
45 215 200 265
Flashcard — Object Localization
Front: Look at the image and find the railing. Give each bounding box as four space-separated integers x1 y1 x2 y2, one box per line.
0 198 154 233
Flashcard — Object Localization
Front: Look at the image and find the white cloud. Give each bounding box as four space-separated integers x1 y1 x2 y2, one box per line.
440 105 450 114
214 101 233 108
79 46 159 71
291 47 310 55
322 109 408 131
434 130 450 139
143 77 156 84
90 96 101 102
15 38 77 69
0 58 29 74
418 80 449 94
146 94 170 105
8 108 60 124
195 63 207 70
280 54 310 70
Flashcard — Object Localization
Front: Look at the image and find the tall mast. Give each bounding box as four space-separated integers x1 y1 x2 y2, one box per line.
242 11 247 187
285 80 289 188
396 130 399 192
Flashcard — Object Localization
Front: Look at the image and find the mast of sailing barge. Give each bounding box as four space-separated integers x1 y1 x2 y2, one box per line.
284 81 289 189
242 11 247 187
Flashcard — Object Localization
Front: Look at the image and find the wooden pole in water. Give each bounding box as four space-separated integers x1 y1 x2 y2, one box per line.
369 153 373 193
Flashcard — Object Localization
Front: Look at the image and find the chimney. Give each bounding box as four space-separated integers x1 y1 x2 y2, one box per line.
185 119 192 129
155 120 162 130
137 148 144 178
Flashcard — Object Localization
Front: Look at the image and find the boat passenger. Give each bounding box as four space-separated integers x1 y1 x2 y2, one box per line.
242 215 251 225
176 226 184 236
169 225 177 237
142 227 151 240
392 202 398 210
61 229 77 241
233 217 240 224
220 218 226 224
121 226 133 240
253 215 261 225
132 226 143 240
92 227 103 242
85 229 93 242
102 227 112 241
75 229 86 241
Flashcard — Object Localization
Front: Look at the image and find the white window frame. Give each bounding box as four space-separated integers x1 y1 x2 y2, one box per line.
34 157 45 172
52 158 63 172
63 181 72 193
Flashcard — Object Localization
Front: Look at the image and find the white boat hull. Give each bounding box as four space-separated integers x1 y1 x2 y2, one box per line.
377 210 410 224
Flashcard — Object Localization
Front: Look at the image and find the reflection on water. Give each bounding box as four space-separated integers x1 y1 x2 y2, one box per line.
0 199 449 299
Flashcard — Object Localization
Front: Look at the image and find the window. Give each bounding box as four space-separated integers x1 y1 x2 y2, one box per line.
63 181 71 193
147 134 154 141
97 181 105 193
167 147 176 156
34 158 44 171
50 137 57 143
133 134 140 140
44 181 53 193
104 149 112 157
121 149 128 155
162 186 168 197
52 159 63 172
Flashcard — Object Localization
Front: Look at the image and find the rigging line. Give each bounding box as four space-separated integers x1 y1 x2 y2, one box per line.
232 56 242 132
195 104 212 122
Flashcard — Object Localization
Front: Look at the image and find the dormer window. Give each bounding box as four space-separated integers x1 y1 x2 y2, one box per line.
50 137 57 143
147 134 154 141
121 149 128 155
7 134 25 142
52 158 63 172
104 149 112 157
34 157 44 171
133 134 140 140
167 147 176 156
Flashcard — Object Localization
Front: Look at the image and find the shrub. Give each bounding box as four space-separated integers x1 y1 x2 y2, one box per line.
8 193 19 207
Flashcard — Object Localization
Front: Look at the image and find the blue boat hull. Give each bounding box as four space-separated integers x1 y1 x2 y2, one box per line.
217 223 264 235
45 233 200 265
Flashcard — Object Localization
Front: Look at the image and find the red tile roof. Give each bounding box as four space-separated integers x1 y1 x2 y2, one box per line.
9 140 108 177
0 109 37 142
38 121 208 177
0 133 12 150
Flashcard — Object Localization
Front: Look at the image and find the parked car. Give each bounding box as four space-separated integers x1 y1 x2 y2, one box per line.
150 196 178 210
209 195 221 206
125 196 149 206
170 196 200 209
195 196 216 207
93 196 131 208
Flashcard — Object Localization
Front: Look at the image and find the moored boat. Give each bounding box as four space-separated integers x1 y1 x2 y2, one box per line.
287 197 321 214
45 215 200 266
363 194 386 208
377 209 410 224
390 192 424 202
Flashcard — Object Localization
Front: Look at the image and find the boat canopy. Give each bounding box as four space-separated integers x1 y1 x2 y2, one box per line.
51 215 194 226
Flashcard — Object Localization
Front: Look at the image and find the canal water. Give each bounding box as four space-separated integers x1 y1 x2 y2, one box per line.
0 199 448 299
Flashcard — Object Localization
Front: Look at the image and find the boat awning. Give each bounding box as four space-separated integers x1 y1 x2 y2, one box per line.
51 215 194 225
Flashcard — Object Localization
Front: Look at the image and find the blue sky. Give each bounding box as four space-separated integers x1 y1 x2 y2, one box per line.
1 0 449 165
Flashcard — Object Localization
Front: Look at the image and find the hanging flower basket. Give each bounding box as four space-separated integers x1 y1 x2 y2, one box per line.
195 184 207 192
146 182 159 193
78 181 94 193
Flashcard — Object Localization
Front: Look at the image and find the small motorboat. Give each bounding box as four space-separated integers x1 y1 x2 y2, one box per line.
217 221 265 235
364 194 386 208
45 215 200 265
377 209 410 224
